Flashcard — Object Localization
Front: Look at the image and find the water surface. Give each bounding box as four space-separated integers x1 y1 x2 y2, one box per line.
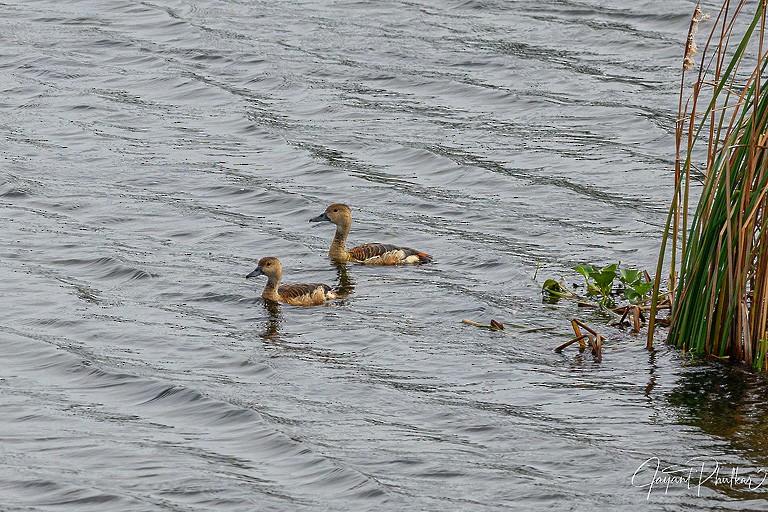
2 0 768 510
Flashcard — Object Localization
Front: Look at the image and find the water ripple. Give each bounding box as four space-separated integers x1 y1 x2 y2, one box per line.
2 0 765 510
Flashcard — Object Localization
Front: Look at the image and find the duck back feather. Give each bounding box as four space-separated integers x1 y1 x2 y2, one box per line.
347 243 432 265
277 283 337 306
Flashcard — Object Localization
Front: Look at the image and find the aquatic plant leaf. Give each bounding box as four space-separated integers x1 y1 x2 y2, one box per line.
542 279 564 293
591 264 618 290
623 280 653 303
542 279 573 303
572 265 596 280
632 282 653 296
586 283 602 297
619 268 643 285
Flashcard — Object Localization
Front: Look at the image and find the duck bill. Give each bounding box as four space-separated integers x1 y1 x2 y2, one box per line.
309 211 330 223
246 266 264 279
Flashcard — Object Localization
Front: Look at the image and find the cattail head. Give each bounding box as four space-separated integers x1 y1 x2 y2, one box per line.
684 3 709 71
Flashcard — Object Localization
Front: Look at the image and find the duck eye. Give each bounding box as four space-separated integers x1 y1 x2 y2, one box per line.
333 208 338 213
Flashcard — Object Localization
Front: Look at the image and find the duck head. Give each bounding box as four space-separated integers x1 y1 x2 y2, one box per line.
246 256 282 280
310 203 352 228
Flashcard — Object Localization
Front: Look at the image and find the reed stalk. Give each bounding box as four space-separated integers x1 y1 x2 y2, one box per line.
649 0 768 370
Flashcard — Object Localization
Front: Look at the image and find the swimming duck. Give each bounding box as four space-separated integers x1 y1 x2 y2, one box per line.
310 203 432 265
246 257 338 306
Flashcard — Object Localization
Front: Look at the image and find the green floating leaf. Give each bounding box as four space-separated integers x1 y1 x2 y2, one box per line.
542 279 565 293
542 279 572 303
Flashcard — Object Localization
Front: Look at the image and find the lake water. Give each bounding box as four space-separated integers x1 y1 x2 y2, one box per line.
2 0 768 510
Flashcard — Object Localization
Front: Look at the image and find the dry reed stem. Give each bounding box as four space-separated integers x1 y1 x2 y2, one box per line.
562 319 603 360
594 335 603 362
554 335 592 353
461 319 508 333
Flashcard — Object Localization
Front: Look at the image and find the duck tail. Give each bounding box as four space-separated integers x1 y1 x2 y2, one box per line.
416 252 433 264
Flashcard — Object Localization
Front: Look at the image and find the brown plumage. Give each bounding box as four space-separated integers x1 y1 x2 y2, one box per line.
246 257 338 306
309 203 432 265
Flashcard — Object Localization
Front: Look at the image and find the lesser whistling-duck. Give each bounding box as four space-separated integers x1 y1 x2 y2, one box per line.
246 257 338 306
310 203 432 265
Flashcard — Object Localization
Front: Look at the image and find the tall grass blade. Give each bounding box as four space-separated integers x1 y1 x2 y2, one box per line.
650 0 768 370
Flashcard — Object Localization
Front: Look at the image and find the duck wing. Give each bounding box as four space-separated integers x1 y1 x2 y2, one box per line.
278 283 337 305
348 243 432 264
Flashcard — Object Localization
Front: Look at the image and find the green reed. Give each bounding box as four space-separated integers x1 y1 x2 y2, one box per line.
649 0 768 369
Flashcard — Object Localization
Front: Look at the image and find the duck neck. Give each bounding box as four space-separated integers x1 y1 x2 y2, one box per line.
262 274 281 301
329 224 350 261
